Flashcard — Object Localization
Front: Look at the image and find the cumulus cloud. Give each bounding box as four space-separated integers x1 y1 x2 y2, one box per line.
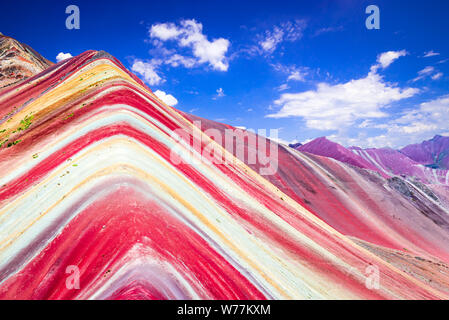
331 94 449 149
165 54 196 68
392 95 449 132
361 95 449 147
154 90 178 106
266 49 445 149
423 50 440 58
131 60 164 86
56 52 73 62
267 54 418 130
149 19 230 71
258 20 306 54
150 22 182 40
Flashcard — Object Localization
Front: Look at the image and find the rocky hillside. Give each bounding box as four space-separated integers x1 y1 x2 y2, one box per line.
0 33 53 89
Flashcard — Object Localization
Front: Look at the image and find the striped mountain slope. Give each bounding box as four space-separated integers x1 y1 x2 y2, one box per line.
0 49 449 299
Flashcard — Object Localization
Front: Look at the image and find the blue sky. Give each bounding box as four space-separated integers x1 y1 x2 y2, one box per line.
1 0 449 148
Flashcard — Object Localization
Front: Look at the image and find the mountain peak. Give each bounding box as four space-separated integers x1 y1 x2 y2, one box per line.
400 134 449 169
299 136 343 149
314 136 331 142
0 34 53 89
296 136 384 174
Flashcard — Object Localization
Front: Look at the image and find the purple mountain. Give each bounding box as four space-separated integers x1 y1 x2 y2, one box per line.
349 146 444 184
296 137 449 185
401 135 449 170
296 137 386 176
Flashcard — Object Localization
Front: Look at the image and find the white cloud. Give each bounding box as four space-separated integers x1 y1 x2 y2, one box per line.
418 66 435 75
154 90 178 106
165 54 196 68
212 88 225 100
432 72 443 80
267 59 418 130
412 66 442 82
394 95 449 130
374 50 407 70
272 64 309 82
266 51 425 147
150 23 182 40
258 20 306 54
149 19 230 71
287 70 306 82
131 60 164 86
267 50 445 149
259 26 284 53
374 95 449 147
423 50 440 58
335 94 449 148
56 52 73 62
277 84 290 91
412 66 434 82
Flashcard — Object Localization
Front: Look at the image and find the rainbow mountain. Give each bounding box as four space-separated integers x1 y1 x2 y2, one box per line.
1 35 449 300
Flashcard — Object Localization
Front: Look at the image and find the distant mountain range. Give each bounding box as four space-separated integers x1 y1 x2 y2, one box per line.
401 135 449 170
293 135 449 185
